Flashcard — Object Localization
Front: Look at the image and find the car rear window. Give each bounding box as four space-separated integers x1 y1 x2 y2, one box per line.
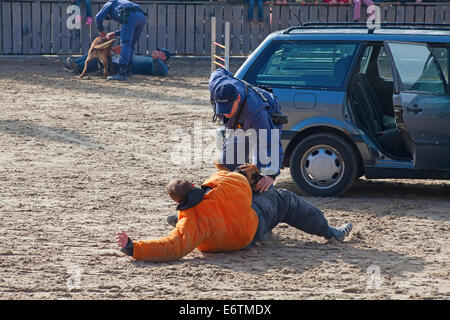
244 42 358 89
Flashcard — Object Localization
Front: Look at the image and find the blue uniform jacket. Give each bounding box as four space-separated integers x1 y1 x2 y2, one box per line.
209 68 284 177
95 0 143 35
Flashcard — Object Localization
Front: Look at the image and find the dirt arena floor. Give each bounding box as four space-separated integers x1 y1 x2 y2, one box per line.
0 56 449 300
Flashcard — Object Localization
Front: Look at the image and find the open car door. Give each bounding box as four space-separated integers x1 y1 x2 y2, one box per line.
383 41 450 170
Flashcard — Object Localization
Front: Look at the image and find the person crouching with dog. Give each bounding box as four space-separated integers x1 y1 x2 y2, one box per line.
95 0 147 81
116 165 352 262
209 68 287 194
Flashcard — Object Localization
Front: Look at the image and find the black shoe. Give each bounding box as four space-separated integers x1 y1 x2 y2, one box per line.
167 214 178 228
126 63 133 77
325 223 353 242
61 58 72 71
107 65 128 81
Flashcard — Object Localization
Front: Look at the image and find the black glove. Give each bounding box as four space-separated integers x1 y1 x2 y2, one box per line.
120 237 134 256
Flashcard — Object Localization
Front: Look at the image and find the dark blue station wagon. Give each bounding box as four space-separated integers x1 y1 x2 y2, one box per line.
234 23 450 196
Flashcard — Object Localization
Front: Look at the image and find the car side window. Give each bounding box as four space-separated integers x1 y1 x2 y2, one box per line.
377 47 393 81
387 42 446 95
430 46 448 84
245 42 358 89
359 45 373 74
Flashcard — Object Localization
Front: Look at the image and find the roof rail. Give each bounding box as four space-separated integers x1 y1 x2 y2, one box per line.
283 22 450 34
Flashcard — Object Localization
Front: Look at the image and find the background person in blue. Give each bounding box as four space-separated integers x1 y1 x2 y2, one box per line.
209 68 285 193
63 47 170 77
96 0 147 81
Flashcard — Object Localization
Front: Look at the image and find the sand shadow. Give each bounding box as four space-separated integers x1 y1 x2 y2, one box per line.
0 120 104 150
275 178 450 222
129 235 426 281
275 177 450 201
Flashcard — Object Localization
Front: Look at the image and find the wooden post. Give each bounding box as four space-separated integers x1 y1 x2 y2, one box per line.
224 21 230 71
211 16 216 74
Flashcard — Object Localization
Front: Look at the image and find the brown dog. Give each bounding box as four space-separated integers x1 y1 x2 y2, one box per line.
79 36 116 78
235 164 264 189
214 160 263 189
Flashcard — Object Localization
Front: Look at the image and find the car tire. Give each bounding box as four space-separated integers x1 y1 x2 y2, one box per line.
289 133 358 197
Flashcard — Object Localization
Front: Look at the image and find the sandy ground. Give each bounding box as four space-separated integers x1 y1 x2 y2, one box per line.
0 56 449 300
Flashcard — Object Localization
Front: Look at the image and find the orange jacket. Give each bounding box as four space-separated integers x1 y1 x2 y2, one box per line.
132 171 259 262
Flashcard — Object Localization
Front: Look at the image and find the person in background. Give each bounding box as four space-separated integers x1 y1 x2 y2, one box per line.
248 0 264 23
70 0 93 25
96 0 147 81
323 0 350 5
62 46 170 77
352 0 374 22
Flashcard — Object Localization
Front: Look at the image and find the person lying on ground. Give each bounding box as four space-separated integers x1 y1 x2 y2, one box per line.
116 165 352 262
61 46 170 77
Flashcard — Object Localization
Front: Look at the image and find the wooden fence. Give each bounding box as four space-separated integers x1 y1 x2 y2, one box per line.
1 1 450 56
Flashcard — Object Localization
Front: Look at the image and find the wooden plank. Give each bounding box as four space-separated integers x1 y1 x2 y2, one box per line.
149 3 157 52
224 4 233 39
51 2 61 54
328 4 338 23
250 19 260 53
425 5 435 24
395 5 404 23
157 4 167 50
415 5 425 23
309 4 318 23
223 4 233 55
22 2 32 54
271 4 280 31
31 0 41 54
318 4 327 23
137 4 147 54
1 2 12 54
445 6 450 24
231 5 241 55
300 3 309 24
12 1 22 54
42 2 52 54
166 5 176 55
185 5 195 54
337 4 347 22
0 3 2 54
60 2 71 54
204 5 213 55
175 4 185 55
379 4 387 23
435 5 444 24
262 3 271 42
242 4 251 55
195 5 204 54
346 4 354 23
405 5 415 23
280 5 289 30
289 5 300 26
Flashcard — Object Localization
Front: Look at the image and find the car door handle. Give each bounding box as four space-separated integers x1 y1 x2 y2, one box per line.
406 105 423 114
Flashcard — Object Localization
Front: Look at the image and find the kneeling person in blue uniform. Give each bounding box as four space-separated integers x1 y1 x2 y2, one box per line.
63 46 170 77
96 0 147 81
209 68 287 193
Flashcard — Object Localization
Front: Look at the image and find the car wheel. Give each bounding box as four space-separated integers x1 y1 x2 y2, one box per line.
289 133 358 197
